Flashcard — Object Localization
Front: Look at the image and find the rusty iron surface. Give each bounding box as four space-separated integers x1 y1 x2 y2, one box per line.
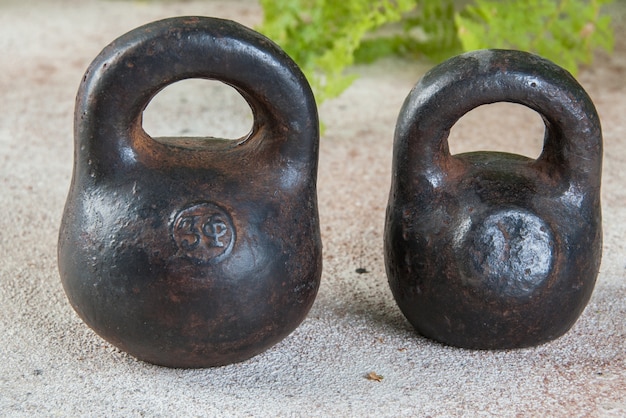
385 49 603 349
58 16 321 367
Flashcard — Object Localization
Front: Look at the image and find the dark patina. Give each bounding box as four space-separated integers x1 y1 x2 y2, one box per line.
58 16 322 367
385 49 602 349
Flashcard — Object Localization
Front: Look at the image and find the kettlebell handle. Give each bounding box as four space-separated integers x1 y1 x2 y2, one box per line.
394 49 602 186
75 16 318 175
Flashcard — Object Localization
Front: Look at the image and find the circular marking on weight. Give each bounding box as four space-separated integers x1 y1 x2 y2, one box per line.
465 209 554 297
171 202 235 263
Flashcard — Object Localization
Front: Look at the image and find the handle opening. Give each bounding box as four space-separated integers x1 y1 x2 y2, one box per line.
448 102 544 159
142 79 254 147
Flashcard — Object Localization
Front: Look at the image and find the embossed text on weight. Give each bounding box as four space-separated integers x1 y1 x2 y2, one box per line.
172 202 235 263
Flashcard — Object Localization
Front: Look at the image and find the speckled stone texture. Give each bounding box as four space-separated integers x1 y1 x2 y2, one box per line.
1 0 624 416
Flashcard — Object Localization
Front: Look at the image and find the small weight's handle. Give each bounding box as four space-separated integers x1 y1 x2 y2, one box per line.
394 49 602 188
75 16 318 177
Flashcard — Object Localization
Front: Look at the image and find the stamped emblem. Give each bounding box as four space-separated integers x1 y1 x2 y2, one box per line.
465 209 554 297
171 202 235 263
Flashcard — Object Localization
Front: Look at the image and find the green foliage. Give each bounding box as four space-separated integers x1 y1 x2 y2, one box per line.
355 1 463 64
258 0 615 104
258 0 416 104
455 0 614 75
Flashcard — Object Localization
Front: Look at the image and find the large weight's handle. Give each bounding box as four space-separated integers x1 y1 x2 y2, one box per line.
75 16 318 176
394 49 602 189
